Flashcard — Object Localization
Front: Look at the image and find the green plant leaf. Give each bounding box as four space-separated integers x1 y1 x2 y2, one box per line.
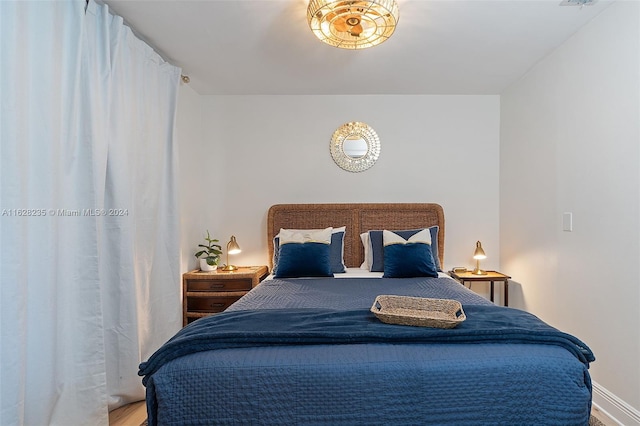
197 231 224 259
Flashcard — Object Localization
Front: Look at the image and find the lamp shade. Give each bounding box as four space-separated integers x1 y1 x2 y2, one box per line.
473 241 486 260
307 0 399 50
227 235 241 255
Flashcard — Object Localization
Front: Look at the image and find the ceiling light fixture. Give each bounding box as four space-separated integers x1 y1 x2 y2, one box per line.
307 0 399 50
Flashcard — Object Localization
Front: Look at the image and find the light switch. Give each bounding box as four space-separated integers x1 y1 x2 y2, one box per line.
562 212 573 232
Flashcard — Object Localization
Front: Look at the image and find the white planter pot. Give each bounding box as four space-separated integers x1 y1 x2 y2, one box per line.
199 258 217 272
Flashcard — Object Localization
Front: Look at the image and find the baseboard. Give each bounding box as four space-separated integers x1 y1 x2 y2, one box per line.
592 380 640 426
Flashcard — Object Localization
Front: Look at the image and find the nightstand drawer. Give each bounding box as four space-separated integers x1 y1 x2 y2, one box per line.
187 295 241 313
187 279 252 292
182 266 269 326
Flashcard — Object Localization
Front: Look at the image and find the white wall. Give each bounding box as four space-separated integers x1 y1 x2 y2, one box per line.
177 81 223 273
197 95 501 280
500 1 640 422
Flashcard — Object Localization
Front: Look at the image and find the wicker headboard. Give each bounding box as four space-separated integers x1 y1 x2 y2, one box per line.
267 203 445 269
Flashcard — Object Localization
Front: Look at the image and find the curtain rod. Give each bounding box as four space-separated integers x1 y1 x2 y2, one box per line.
91 0 190 84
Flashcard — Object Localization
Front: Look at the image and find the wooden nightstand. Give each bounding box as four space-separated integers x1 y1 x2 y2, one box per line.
449 270 511 306
182 265 269 326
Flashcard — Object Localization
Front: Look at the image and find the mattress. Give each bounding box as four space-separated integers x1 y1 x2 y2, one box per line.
142 275 593 425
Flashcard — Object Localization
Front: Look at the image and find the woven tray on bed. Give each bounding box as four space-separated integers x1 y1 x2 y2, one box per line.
370 295 466 328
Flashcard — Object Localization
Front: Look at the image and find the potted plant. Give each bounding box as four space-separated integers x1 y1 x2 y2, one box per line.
195 230 222 271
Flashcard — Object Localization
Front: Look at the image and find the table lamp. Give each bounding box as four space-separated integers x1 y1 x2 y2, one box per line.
472 240 487 275
221 235 241 272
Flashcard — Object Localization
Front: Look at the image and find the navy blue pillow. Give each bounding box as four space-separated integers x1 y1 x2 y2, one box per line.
369 227 441 272
383 241 439 278
273 230 345 273
273 242 333 278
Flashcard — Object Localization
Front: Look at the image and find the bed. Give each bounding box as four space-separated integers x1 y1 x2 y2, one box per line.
140 203 594 425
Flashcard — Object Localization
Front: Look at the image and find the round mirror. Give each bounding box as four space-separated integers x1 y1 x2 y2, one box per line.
330 122 380 172
342 136 368 158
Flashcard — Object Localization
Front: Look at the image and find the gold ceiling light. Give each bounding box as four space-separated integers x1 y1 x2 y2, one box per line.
307 0 399 50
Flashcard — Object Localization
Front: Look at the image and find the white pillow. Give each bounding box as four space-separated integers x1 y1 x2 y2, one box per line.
383 228 431 246
278 227 332 245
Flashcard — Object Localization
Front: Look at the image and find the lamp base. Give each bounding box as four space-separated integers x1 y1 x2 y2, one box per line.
472 268 487 275
221 264 238 272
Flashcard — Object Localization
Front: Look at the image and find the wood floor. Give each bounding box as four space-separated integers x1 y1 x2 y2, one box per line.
109 401 146 426
109 400 618 426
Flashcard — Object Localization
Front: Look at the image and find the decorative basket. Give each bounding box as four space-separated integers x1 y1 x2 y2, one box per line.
370 295 466 329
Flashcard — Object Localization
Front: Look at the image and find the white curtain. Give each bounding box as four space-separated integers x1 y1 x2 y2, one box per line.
1 1 182 424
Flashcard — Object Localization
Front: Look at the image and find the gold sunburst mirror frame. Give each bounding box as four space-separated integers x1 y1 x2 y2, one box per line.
330 122 381 172
307 0 399 49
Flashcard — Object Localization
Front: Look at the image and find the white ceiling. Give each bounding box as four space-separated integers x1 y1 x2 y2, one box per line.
102 0 612 95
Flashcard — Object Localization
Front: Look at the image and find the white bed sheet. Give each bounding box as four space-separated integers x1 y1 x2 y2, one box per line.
264 268 452 280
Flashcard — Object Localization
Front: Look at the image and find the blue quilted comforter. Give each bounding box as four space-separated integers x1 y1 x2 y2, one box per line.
139 305 593 385
140 276 595 425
